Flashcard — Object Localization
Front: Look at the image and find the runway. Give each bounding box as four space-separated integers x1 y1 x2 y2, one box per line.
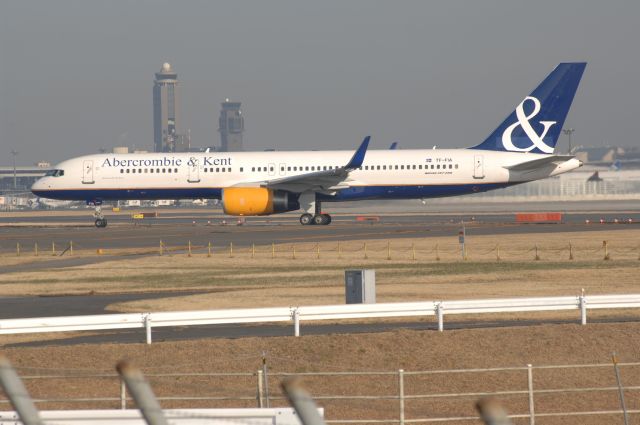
1 209 638 254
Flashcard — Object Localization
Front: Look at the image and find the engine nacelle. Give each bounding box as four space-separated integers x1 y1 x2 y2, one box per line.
222 188 300 216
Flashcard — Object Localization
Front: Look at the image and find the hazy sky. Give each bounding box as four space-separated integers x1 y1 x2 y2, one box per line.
1 1 639 165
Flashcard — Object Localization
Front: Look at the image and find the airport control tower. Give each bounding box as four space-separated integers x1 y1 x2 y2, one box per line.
153 63 185 152
219 99 244 152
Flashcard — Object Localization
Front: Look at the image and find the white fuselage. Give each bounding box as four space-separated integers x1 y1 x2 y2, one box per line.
32 148 581 204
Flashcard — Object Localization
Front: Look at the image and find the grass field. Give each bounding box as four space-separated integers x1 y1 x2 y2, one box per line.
1 228 640 423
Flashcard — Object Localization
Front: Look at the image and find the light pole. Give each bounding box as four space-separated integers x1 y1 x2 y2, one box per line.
10 150 18 190
562 128 575 154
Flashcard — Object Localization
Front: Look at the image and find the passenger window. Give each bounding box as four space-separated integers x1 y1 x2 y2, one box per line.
120 169 124 173
383 165 386 170
162 168 166 173
419 165 422 169
132 169 136 173
144 169 148 173
270 167 274 172
216 168 220 172
287 167 291 171
431 165 434 169
126 169 130 173
413 165 416 169
455 164 458 169
175 168 178 173
240 167 244 172
305 166 309 171
377 165 381 170
395 165 399 170
139 169 142 173
150 169 154 173
168 168 172 173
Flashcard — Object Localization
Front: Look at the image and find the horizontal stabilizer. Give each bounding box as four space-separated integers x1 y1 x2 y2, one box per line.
504 155 575 171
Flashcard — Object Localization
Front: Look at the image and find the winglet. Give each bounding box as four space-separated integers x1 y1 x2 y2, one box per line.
389 142 398 150
345 136 370 170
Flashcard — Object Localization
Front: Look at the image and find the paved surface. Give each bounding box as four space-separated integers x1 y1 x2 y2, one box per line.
0 292 201 319
1 211 638 255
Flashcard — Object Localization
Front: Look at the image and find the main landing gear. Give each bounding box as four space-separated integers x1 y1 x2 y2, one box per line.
299 195 331 225
92 204 107 228
299 213 331 225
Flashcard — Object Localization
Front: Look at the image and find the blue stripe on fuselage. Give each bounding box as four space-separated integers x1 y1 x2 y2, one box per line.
32 183 515 203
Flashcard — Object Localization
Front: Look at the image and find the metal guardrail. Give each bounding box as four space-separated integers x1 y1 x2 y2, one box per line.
1 294 640 343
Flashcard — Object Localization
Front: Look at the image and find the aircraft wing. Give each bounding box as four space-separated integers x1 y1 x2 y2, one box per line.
504 155 575 171
231 136 370 193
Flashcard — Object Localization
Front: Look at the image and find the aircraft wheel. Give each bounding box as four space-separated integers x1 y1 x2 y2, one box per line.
300 213 313 225
95 218 107 228
323 214 332 225
313 214 325 225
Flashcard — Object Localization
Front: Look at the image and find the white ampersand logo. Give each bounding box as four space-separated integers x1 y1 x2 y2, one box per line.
501 96 556 153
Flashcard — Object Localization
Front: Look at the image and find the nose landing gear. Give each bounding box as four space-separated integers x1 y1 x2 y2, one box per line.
92 204 107 228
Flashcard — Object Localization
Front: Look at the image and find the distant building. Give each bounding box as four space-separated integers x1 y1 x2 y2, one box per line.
153 63 189 152
219 99 244 152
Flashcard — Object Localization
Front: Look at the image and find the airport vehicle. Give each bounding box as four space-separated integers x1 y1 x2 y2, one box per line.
32 63 586 227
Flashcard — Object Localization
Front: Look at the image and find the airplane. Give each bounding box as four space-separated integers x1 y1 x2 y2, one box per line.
32 62 586 228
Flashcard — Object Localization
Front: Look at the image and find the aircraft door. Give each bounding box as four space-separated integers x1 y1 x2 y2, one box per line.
473 155 485 179
279 163 286 176
268 163 276 176
188 157 200 183
82 160 94 184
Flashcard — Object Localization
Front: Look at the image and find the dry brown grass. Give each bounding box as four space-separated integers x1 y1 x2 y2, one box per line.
1 322 640 424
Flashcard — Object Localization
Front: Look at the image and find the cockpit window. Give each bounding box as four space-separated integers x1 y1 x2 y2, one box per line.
45 169 64 177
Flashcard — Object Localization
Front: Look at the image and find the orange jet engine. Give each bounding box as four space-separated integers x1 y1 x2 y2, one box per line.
222 188 300 216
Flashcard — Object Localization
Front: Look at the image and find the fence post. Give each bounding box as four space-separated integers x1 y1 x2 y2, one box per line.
603 240 610 260
411 243 416 261
229 242 233 258
579 290 587 325
496 244 501 262
257 370 264 408
569 242 574 260
262 352 270 408
364 242 368 259
120 378 127 410
293 309 300 337
527 364 535 425
316 244 320 259
34 242 38 257
188 240 192 257
69 241 73 255
612 352 629 425
387 241 391 260
52 241 56 256
159 240 163 256
398 369 405 425
145 314 152 345
207 242 212 258
272 242 275 259
435 243 440 261
534 245 540 261
16 242 20 257
292 244 296 259
252 243 255 259
436 303 444 332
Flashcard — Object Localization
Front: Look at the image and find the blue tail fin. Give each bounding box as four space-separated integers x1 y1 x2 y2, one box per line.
470 63 586 154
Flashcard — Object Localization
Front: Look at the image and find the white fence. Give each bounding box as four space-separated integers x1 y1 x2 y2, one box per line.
1 294 640 344
0 408 308 425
